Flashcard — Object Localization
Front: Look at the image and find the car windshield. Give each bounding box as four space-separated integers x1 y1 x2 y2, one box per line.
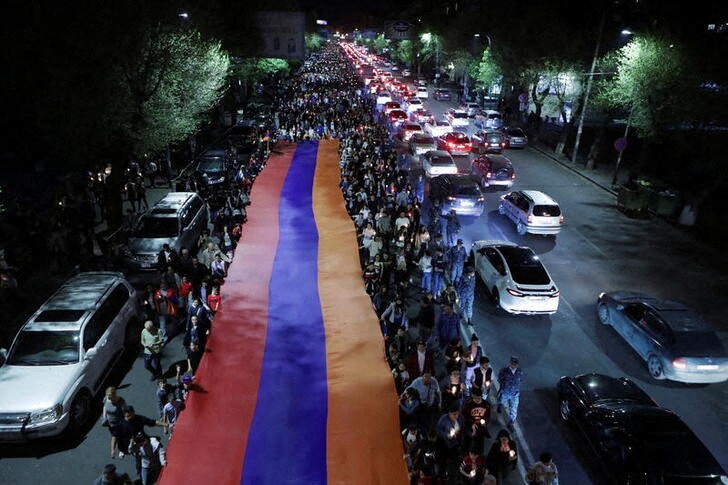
533 204 561 217
488 114 501 119
8 330 80 365
498 246 551 285
198 159 225 171
134 216 179 238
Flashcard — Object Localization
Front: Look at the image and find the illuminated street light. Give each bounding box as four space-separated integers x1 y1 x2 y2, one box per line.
178 12 189 20
621 29 633 35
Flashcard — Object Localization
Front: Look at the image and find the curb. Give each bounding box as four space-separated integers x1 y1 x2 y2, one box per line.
530 144 618 197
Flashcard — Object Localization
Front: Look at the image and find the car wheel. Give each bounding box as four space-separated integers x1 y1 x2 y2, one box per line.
516 221 527 235
559 399 572 422
647 355 666 380
69 390 92 434
597 303 610 325
491 287 501 308
498 203 506 215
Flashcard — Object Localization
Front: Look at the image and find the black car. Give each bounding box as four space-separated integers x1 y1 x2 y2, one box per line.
470 154 515 189
194 150 230 187
557 373 727 484
429 174 484 217
433 88 452 101
226 124 259 151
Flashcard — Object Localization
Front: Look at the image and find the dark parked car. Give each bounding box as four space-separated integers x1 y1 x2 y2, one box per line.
503 127 528 148
226 124 259 151
597 292 728 383
470 154 515 189
429 174 484 216
433 88 452 101
472 130 506 154
557 373 728 484
194 150 230 186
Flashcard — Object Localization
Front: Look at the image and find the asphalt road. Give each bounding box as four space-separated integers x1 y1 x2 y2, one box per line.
410 90 728 482
2 87 727 484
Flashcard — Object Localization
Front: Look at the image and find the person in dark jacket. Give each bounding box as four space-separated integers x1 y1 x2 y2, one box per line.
486 429 518 483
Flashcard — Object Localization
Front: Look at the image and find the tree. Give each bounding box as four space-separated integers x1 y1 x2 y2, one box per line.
392 40 414 66
471 48 500 95
305 33 324 53
373 34 391 55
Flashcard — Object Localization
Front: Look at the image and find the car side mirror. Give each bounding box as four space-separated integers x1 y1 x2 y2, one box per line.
85 347 98 360
0 348 7 365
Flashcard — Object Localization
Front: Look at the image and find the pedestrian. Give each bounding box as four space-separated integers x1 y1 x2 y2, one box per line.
486 429 518 483
448 239 468 286
405 339 434 380
432 249 447 297
417 250 433 294
153 283 177 341
92 463 131 485
444 210 461 247
406 372 441 430
102 386 127 458
462 388 491 454
435 402 464 473
141 321 164 381
458 447 486 484
155 379 178 418
526 452 559 485
497 356 523 430
436 303 460 351
128 432 166 485
116 406 167 459
471 356 493 400
457 265 476 326
207 285 222 314
380 298 408 341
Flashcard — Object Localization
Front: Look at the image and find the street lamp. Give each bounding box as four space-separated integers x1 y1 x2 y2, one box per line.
178 12 189 20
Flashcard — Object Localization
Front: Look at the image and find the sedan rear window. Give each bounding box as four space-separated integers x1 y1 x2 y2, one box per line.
456 186 481 197
533 205 561 217
8 330 80 365
498 246 551 285
432 157 453 165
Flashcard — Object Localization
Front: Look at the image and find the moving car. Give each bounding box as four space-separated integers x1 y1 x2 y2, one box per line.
471 240 560 314
398 122 424 142
597 292 728 383
433 88 452 101
472 130 506 154
421 150 458 178
424 118 453 138
410 108 435 125
383 101 401 115
416 86 429 99
404 97 424 113
429 175 484 216
498 190 564 236
388 109 408 124
557 373 728 484
0 272 140 440
437 131 473 156
409 133 437 156
474 110 503 130
446 109 470 128
122 192 208 271
376 91 393 105
470 154 515 189
459 102 481 117
503 127 528 148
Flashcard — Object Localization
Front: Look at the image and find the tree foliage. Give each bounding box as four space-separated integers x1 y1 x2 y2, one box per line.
305 33 324 53
392 40 414 66
471 49 500 94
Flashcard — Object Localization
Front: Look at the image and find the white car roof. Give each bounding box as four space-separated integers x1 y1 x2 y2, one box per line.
520 190 559 205
472 240 517 250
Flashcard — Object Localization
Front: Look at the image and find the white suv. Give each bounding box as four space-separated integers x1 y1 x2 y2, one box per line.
499 190 564 236
0 272 140 440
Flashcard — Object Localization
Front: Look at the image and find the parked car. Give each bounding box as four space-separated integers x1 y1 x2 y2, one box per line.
433 88 452 101
437 131 473 156
410 108 435 125
557 373 728 484
424 118 453 138
398 122 424 142
474 110 503 130
405 98 424 113
429 174 484 216
471 130 506 154
194 150 230 187
503 127 528 148
471 154 515 189
383 101 401 115
122 192 208 271
421 150 458 178
471 240 560 314
416 86 429 99
459 102 481 117
597 292 728 383
0 272 140 440
388 109 409 124
226 124 258 151
498 190 564 236
409 133 438 156
446 109 470 128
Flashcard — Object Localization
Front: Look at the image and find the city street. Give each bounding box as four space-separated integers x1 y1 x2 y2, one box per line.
408 92 728 483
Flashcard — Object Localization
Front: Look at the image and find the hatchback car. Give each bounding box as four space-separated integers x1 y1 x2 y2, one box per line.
416 86 429 99
499 190 563 236
383 101 401 115
472 130 506 154
503 127 528 148
409 133 438 156
429 175 484 216
446 109 470 128
433 88 452 101
398 122 424 142
557 374 727 484
0 272 140 440
471 154 515 189
421 150 458 178
474 110 503 130
424 118 453 138
471 241 560 314
597 292 728 383
437 131 473 156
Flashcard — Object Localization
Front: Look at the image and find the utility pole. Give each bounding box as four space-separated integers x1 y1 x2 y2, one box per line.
612 107 633 186
573 11 605 166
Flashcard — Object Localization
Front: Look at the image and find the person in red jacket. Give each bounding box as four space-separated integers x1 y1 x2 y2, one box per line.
154 283 178 341
207 286 222 315
178 276 193 314
406 340 434 380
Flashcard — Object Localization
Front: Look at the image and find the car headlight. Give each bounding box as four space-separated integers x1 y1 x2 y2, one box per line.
29 404 63 425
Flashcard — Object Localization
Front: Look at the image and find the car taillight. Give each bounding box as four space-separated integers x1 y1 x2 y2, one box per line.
559 215 564 224
672 358 687 369
477 197 485 202
506 288 524 297
501 142 506 147
486 172 492 178
527 215 533 223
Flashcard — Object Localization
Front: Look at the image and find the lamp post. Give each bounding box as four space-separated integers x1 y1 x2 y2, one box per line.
572 11 605 165
612 106 633 186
